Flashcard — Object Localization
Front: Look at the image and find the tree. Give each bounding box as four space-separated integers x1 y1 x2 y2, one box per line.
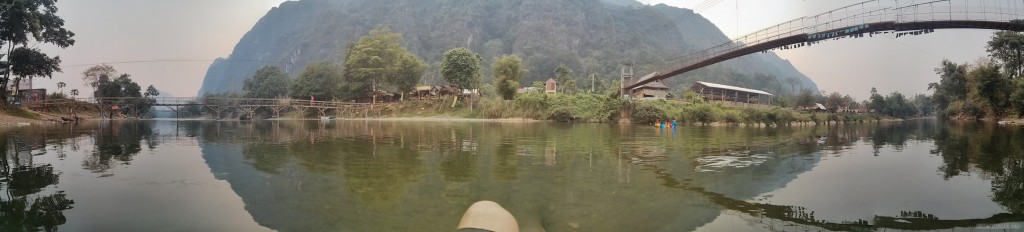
243 66 291 98
929 60 969 112
0 0 75 97
795 89 815 108
344 28 426 101
868 87 887 115
987 21 1024 78
82 64 118 92
56 82 65 93
144 85 159 98
96 74 142 98
492 55 525 100
785 76 800 95
554 64 577 94
69 89 78 98
824 92 846 112
441 47 483 90
290 62 342 101
1011 78 1024 116
8 47 61 91
391 54 428 100
967 59 1010 116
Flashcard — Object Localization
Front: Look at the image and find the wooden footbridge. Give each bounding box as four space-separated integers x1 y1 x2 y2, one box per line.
23 97 371 119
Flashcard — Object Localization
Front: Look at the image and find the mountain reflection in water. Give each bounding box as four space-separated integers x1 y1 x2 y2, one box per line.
0 119 1021 231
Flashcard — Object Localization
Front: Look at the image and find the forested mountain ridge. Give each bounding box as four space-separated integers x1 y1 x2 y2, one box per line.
198 0 820 96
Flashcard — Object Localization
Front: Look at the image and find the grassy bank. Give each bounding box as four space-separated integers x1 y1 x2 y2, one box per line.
365 93 876 126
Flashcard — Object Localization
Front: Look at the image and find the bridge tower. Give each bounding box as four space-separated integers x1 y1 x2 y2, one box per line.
619 61 633 99
618 61 634 124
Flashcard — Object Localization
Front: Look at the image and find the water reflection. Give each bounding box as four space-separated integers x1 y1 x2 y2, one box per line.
1 119 1022 231
1 128 82 231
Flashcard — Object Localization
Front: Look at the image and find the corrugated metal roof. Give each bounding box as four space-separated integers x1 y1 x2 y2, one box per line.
632 81 669 90
694 81 774 96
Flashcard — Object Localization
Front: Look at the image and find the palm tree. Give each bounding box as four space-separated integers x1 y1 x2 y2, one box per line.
70 89 79 98
57 82 66 95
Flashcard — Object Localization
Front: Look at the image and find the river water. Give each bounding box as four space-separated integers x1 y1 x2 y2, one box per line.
0 120 1021 231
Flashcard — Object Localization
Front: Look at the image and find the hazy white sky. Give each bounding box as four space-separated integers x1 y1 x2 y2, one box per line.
36 0 288 97
32 0 996 100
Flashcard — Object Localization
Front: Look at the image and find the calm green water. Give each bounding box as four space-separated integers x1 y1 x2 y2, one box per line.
1 120 1022 231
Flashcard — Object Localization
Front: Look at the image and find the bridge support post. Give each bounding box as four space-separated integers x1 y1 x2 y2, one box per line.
270 106 287 118
206 106 225 119
163 105 180 118
317 107 328 118
292 106 308 118
239 106 259 120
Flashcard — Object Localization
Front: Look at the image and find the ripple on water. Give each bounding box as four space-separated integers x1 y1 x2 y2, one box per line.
694 154 771 172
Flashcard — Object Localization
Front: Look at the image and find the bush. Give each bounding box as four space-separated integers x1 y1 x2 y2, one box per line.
772 108 795 126
632 104 665 125
690 103 717 125
722 109 742 125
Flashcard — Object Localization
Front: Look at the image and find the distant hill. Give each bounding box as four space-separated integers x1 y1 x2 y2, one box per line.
198 0 819 96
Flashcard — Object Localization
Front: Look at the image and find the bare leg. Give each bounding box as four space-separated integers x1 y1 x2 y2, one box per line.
457 201 520 232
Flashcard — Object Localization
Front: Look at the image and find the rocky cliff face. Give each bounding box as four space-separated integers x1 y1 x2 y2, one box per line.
198 0 819 96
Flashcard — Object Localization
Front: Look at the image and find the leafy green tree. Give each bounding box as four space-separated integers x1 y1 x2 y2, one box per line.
391 54 428 100
987 21 1024 78
928 60 969 113
144 85 159 98
96 74 142 98
554 64 577 94
912 94 934 116
824 92 846 112
243 66 291 98
795 89 815 108
290 62 343 101
8 47 61 91
344 28 426 101
868 87 887 115
967 60 1011 116
492 55 525 100
0 0 75 97
441 47 483 90
1011 78 1024 116
82 64 117 91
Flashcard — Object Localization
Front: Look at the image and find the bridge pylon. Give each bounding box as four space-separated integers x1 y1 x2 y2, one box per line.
620 60 633 99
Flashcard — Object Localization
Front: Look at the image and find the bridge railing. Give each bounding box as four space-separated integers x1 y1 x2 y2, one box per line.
895 0 1024 23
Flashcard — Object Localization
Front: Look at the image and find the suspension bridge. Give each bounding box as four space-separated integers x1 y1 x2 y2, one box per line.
624 0 1024 91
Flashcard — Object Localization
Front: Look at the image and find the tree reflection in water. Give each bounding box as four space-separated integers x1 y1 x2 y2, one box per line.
1 133 75 232
660 121 1024 230
214 120 1024 231
83 122 158 172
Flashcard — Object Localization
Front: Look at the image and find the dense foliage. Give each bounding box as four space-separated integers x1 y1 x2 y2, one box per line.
492 55 525 100
344 28 427 100
289 62 343 101
0 0 75 97
929 25 1024 120
441 48 482 90
244 66 291 98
